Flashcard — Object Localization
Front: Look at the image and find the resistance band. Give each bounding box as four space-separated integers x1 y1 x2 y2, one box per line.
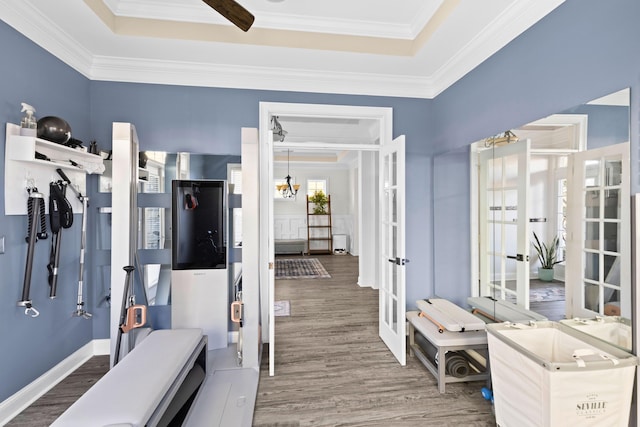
19 188 48 317
47 180 73 299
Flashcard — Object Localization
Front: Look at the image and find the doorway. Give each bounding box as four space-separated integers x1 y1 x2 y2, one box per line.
257 102 406 375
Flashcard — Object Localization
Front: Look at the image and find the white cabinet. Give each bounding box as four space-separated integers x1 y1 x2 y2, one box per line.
4 123 104 215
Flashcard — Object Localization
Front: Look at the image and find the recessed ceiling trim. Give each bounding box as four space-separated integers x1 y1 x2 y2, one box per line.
410 0 459 55
85 0 417 56
0 0 565 100
104 0 441 40
90 55 436 98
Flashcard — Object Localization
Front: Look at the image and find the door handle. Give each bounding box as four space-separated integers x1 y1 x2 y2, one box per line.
388 257 410 265
506 254 529 261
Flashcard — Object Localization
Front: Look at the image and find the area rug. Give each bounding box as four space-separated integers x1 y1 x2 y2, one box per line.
274 300 290 317
506 285 565 302
275 258 331 279
529 286 565 302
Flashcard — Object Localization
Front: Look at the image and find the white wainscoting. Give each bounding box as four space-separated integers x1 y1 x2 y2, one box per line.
274 214 353 252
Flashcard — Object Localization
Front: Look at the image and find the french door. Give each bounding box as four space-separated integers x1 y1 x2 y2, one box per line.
379 135 406 365
567 142 630 319
478 140 531 308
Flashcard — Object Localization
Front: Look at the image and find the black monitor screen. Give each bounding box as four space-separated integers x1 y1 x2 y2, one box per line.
171 180 226 270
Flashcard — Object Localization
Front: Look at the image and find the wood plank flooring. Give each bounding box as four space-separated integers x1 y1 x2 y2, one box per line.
8 254 504 426
252 255 496 427
6 355 110 427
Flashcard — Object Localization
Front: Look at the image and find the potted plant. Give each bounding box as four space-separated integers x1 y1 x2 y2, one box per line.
532 231 562 281
309 190 328 214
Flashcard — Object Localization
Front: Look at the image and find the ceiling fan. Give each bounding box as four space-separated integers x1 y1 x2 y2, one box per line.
202 0 255 32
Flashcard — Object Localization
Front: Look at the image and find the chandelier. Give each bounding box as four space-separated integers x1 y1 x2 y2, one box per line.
484 130 519 148
277 149 300 198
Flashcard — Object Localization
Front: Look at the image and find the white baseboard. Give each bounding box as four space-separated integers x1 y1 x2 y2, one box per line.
92 338 110 355
0 339 109 425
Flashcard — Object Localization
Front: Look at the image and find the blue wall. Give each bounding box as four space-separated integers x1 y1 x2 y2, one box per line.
0 22 95 401
0 22 432 401
1 0 639 405
429 0 640 306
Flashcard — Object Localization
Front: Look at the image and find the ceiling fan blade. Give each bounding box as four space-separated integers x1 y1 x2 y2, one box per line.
203 0 255 32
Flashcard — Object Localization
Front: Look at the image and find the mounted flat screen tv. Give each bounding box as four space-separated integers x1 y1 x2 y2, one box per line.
171 180 226 270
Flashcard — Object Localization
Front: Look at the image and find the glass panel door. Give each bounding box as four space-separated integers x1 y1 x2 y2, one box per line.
379 136 406 365
478 140 531 308
568 143 630 318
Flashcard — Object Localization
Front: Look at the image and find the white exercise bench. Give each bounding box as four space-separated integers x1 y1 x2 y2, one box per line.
407 299 489 393
52 328 207 427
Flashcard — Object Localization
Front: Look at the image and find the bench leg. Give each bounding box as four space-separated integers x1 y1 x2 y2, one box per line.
437 348 446 393
408 323 415 357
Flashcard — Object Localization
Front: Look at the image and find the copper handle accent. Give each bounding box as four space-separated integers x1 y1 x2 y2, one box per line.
122 305 146 333
231 301 243 323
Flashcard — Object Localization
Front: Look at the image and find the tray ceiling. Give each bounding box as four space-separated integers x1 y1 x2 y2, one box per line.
1 0 564 98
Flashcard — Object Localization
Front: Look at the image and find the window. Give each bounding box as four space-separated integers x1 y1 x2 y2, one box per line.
227 163 242 247
228 164 242 194
307 179 327 197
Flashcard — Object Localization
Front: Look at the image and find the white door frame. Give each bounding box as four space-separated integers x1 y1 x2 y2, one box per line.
258 102 394 375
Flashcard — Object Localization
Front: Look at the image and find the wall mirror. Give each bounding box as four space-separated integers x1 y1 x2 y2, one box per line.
479 88 630 350
435 88 631 352
107 150 240 306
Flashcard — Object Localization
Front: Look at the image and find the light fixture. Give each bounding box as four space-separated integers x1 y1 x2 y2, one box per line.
271 116 287 142
484 130 519 148
277 149 300 198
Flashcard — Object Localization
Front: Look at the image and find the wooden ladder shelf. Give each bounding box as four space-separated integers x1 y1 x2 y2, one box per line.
306 194 332 254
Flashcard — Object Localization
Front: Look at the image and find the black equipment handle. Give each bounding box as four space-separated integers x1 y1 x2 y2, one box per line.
56 168 88 205
56 168 71 184
114 265 136 365
48 233 62 299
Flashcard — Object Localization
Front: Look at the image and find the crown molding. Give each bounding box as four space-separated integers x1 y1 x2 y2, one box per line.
90 55 436 98
428 0 565 97
0 0 94 77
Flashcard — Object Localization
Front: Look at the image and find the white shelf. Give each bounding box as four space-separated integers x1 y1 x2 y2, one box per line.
4 123 104 215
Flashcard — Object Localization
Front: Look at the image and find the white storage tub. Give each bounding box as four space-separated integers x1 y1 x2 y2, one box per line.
486 321 637 427
560 317 632 352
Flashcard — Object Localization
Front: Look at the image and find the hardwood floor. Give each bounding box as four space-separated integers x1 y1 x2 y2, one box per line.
8 254 498 426
6 355 110 427
252 255 496 427
505 278 566 321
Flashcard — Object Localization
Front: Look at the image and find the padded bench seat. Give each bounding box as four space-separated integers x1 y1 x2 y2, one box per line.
52 328 206 427
274 239 306 255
